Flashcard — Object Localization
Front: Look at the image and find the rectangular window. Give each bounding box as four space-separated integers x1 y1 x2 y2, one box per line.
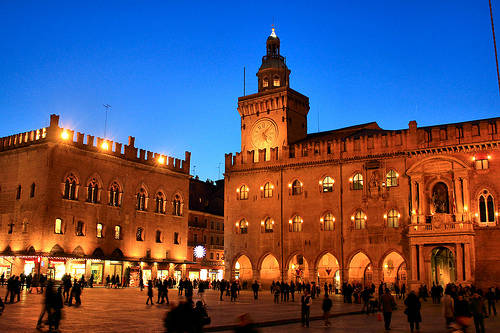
55 218 63 234
475 159 489 170
16 185 21 200
210 252 214 259
367 136 374 149
8 224 13 234
174 232 179 245
327 141 332 154
216 253 220 260
216 222 220 231
30 183 35 198
354 138 360 151
156 230 162 243
456 126 464 139
472 124 480 136
210 236 213 244
114 225 121 240
211 221 214 229
76 221 84 236
96 223 103 238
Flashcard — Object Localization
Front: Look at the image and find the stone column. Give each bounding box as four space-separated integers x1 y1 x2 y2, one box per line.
464 243 471 281
411 245 418 281
252 269 260 282
456 244 464 283
462 178 471 217
418 245 425 282
454 176 463 214
309 268 317 284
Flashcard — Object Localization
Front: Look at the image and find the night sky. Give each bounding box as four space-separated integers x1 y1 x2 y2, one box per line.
1 1 499 180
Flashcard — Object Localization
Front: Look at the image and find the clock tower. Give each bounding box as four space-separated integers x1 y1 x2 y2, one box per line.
238 28 310 161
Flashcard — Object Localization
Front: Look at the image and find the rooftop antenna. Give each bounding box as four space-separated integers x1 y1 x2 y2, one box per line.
192 165 197 176
217 162 222 179
103 104 111 137
489 0 500 95
243 67 246 96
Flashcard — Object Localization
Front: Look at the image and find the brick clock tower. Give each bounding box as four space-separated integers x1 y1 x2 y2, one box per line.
238 28 310 161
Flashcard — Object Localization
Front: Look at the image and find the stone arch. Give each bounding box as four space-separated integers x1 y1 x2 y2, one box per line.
287 252 309 283
380 250 406 286
3 245 12 254
258 253 280 284
26 245 36 255
85 172 104 188
111 248 124 259
72 246 85 257
50 244 65 256
92 247 105 259
315 251 340 286
347 250 373 286
431 246 456 286
233 254 253 282
61 169 81 184
406 156 470 175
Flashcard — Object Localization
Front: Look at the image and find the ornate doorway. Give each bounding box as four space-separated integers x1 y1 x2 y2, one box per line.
431 247 456 286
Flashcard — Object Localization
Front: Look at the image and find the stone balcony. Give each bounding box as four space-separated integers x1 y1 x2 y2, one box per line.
408 221 474 236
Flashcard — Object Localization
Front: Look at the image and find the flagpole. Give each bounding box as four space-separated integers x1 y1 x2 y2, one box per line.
489 0 500 95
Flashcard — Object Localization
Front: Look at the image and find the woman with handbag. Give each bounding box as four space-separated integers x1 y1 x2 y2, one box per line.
404 291 422 333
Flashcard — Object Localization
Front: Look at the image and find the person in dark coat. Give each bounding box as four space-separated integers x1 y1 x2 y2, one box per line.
251 281 259 300
146 281 154 305
381 288 396 331
193 300 210 333
301 290 312 328
322 293 333 326
404 291 422 333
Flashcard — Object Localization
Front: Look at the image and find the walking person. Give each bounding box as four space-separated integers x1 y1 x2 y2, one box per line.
146 281 154 305
301 290 312 328
381 288 396 331
252 280 259 300
139 275 144 291
443 285 455 327
157 280 163 304
404 291 422 333
486 287 497 317
322 293 333 326
470 291 487 333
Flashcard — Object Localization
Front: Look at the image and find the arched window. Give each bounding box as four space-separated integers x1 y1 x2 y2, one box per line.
156 230 162 243
156 192 165 214
64 174 78 200
352 173 363 190
173 195 182 216
264 217 274 233
136 227 144 241
263 182 274 198
321 176 334 192
136 188 147 211
386 209 400 228
323 213 335 231
479 190 496 223
273 76 280 87
114 225 121 240
87 178 99 203
54 218 63 234
289 215 303 232
292 180 303 195
238 185 249 200
109 182 121 207
96 223 103 238
238 219 248 234
353 210 367 229
76 221 84 236
386 170 398 187
262 77 269 88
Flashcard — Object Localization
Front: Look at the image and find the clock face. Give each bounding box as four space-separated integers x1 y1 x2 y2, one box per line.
251 118 278 149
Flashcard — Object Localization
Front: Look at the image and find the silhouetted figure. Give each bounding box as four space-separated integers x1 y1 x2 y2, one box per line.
146 281 154 305
252 281 259 300
301 290 312 327
404 291 422 333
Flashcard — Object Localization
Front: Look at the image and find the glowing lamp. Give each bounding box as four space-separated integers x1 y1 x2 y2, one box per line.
158 156 165 164
364 216 367 220
496 212 499 217
319 180 323 185
288 219 292 224
472 156 476 161
397 213 401 218
475 213 479 217
349 177 353 182
351 216 355 221
261 221 264 226
412 209 416 215
300 219 304 223
236 188 240 193
396 173 399 177
288 183 292 188
235 222 239 227
101 142 109 150
61 130 69 140
384 264 388 269
271 220 274 225
488 155 492 160
260 186 264 190
270 185 274 189
332 217 336 222
320 218 324 222
464 206 468 212
383 214 387 219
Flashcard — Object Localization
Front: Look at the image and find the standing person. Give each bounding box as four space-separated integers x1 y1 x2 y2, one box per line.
486 287 497 317
146 281 154 305
443 285 455 327
230 281 238 302
157 280 163 304
404 291 422 333
381 288 396 331
162 279 169 305
251 280 259 300
401 283 406 299
105 275 110 288
89 274 94 288
0 272 4 286
290 281 296 302
470 291 487 333
301 290 312 328
193 300 210 333
273 283 280 304
48 287 64 332
139 275 144 291
454 294 472 331
219 280 225 301
36 280 55 329
322 293 333 327
198 280 206 303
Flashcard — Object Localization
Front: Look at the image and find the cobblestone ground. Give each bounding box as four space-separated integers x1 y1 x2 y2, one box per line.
0 286 498 332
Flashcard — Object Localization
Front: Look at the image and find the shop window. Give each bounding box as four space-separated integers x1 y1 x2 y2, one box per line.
238 185 249 200
291 180 302 195
156 192 165 214
321 176 334 192
55 218 63 234
156 230 162 243
386 170 398 187
264 217 274 233
96 223 103 238
289 215 303 232
386 209 400 228
136 188 147 211
87 179 99 203
114 225 121 240
16 185 21 200
263 182 274 198
76 221 84 236
136 227 144 241
323 213 335 231
352 173 363 190
109 182 121 206
174 232 180 244
238 219 248 234
353 210 367 229
479 190 496 223
173 195 182 216
30 183 35 198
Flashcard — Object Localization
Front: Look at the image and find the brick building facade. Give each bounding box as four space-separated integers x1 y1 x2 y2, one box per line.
224 28 500 290
0 114 191 285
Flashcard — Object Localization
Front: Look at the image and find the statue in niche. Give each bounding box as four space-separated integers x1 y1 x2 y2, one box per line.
432 182 450 214
368 171 381 198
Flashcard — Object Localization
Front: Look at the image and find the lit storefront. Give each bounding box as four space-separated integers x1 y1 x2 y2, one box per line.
91 262 104 284
48 259 66 280
0 257 12 278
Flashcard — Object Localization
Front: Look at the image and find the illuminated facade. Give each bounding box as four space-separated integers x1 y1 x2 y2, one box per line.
187 178 224 281
0 114 191 284
224 29 500 290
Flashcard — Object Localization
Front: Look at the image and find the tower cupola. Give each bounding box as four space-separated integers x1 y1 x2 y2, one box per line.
257 27 290 92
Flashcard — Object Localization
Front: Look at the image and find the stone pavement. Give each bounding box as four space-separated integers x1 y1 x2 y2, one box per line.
0 286 498 332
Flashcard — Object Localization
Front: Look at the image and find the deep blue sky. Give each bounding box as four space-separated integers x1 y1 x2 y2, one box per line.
1 1 499 180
